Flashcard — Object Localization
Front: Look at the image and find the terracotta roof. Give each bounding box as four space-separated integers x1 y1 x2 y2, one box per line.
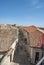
24 25 44 33
23 25 44 48
0 26 18 52
24 25 37 32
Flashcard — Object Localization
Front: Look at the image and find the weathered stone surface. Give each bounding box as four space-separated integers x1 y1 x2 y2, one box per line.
0 24 18 51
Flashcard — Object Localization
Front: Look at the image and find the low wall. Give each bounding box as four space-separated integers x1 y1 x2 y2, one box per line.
1 55 10 65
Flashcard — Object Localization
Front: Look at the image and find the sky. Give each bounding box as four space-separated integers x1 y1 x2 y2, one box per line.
0 0 44 27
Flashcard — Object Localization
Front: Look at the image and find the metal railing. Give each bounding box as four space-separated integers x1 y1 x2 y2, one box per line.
36 57 44 65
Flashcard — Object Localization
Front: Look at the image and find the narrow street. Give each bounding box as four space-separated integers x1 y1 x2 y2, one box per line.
11 62 31 65
11 45 31 65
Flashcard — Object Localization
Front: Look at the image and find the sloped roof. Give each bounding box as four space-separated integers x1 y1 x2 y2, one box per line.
0 25 18 52
24 25 44 33
23 25 44 48
24 25 37 32
37 28 44 33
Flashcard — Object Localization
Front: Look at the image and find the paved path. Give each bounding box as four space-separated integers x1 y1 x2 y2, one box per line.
11 62 31 65
13 52 30 65
11 44 31 65
11 62 19 65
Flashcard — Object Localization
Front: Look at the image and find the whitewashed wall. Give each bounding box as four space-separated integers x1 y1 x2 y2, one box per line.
1 55 10 65
10 38 18 61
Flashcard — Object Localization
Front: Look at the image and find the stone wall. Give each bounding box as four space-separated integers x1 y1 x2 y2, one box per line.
30 48 42 64
18 29 28 52
0 25 18 51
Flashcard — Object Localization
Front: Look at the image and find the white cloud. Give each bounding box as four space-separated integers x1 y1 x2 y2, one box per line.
30 0 44 8
35 5 43 8
31 0 39 5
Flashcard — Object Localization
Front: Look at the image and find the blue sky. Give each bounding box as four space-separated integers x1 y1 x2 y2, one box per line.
0 0 44 27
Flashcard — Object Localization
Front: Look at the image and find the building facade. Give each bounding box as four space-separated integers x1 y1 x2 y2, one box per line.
24 25 44 64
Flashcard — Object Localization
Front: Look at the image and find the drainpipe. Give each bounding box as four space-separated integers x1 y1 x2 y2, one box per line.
36 57 44 65
40 43 44 65
42 44 44 65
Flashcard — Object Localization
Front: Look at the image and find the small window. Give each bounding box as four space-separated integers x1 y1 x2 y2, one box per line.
24 38 27 44
24 38 27 41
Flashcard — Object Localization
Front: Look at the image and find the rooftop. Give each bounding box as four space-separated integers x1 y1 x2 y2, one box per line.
0 25 18 52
